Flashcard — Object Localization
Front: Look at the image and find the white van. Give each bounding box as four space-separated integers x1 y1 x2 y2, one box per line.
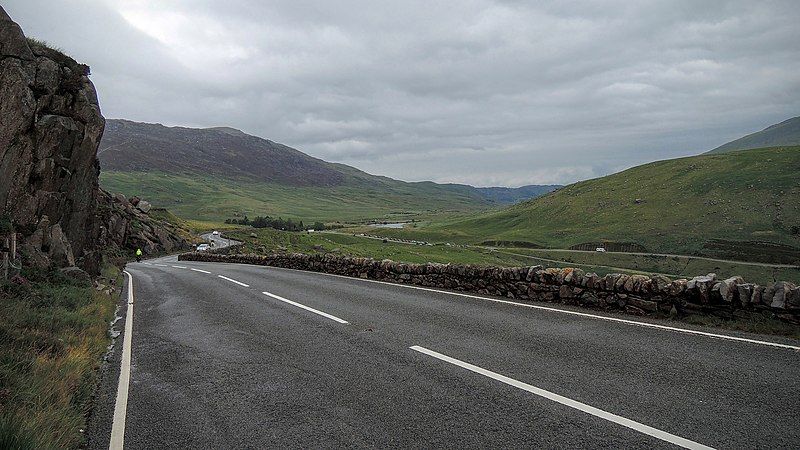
595 247 606 252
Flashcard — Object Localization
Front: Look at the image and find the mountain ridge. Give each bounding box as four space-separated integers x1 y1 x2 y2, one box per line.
707 116 800 153
97 119 559 222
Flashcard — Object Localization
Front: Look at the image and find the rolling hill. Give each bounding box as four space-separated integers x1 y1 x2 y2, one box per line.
708 116 800 153
416 146 800 263
98 120 556 222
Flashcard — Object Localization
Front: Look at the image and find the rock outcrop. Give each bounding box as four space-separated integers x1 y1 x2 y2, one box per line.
0 8 189 273
1 7 104 273
97 191 189 256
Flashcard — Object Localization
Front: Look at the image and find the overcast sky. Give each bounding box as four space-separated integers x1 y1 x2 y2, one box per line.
5 1 799 187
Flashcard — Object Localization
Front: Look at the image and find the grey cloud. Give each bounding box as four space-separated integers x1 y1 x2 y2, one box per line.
3 0 799 187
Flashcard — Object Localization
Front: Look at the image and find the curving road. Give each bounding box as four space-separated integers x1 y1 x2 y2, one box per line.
200 232 242 249
88 255 800 449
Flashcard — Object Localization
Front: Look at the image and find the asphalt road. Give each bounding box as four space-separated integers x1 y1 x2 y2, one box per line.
200 232 241 249
89 255 800 449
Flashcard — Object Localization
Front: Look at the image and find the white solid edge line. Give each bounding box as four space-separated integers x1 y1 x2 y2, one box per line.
262 291 349 324
110 271 135 450
410 345 715 450
308 271 799 351
191 268 212 274
217 275 250 287
171 265 187 269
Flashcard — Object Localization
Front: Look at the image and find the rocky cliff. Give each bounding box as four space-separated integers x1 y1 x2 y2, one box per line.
0 8 189 274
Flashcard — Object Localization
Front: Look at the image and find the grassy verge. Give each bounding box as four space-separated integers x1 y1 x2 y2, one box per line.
0 263 120 449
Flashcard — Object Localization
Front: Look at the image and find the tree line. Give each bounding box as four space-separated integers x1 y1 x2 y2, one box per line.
224 215 327 231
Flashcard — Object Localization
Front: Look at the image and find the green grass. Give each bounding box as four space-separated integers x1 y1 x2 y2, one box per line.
378 147 800 262
229 229 539 267
99 171 493 224
0 264 120 449
484 248 800 285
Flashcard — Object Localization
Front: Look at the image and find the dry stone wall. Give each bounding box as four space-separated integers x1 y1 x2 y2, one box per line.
180 252 800 323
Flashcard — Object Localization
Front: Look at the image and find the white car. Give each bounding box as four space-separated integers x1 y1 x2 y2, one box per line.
595 247 607 252
212 230 220 236
196 244 210 252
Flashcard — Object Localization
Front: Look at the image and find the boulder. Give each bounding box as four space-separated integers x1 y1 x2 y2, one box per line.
60 266 90 283
136 200 152 213
737 283 755 308
687 274 716 304
771 282 796 309
787 285 800 309
651 274 672 294
626 296 659 312
718 276 744 303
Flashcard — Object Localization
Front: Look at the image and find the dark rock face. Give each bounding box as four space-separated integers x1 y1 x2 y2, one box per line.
1 8 190 273
1 7 104 273
97 191 189 257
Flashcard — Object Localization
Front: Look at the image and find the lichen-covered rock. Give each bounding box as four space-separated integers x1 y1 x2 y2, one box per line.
771 282 796 309
1 7 102 272
1 8 190 272
718 276 744 303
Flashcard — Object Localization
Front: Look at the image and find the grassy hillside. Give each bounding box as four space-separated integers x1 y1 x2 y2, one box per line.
708 116 800 153
401 146 800 262
99 171 493 224
97 119 562 223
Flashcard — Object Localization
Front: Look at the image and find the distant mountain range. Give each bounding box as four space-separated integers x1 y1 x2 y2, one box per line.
98 119 557 222
707 116 800 153
474 185 561 204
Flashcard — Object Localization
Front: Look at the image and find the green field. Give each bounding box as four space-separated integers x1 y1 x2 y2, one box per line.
222 229 799 285
100 171 492 224
355 147 800 263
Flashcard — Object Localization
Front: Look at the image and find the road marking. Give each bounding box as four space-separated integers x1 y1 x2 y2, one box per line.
154 264 168 267
218 275 250 287
171 265 187 269
410 345 715 450
143 262 152 266
110 271 136 450
262 291 349 324
191 268 212 274
305 271 799 351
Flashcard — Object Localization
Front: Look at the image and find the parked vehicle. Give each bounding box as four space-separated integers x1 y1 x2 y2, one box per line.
196 244 210 252
596 247 607 252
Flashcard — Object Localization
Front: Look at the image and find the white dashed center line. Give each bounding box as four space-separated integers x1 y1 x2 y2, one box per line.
262 291 349 324
410 345 715 450
191 268 212 274
217 275 250 287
